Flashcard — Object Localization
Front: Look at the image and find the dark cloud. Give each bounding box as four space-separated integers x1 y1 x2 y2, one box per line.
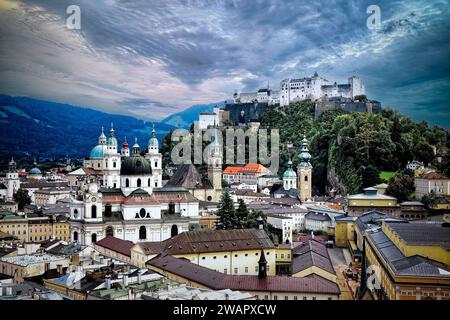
0 0 449 127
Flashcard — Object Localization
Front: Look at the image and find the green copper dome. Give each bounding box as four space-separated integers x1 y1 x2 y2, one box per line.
148 125 159 148
283 159 297 178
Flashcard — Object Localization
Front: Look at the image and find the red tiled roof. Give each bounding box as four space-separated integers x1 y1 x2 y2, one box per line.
224 164 270 175
94 236 134 257
147 255 340 295
153 190 199 203
160 229 274 255
223 166 244 174
418 172 449 180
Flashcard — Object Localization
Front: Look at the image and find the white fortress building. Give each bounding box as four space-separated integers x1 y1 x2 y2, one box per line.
69 124 204 246
279 73 365 106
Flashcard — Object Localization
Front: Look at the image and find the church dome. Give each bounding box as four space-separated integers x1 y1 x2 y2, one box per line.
90 145 107 159
283 167 297 178
283 160 297 178
29 167 42 175
108 136 118 146
120 155 152 176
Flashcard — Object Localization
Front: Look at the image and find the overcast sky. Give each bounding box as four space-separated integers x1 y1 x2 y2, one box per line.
0 0 449 127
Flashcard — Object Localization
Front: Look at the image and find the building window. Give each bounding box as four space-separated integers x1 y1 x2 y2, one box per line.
234 268 238 274
91 233 97 243
171 224 178 237
139 226 147 240
168 202 175 215
125 178 130 187
91 205 97 218
284 296 288 300
224 268 227 274
139 208 146 218
255 266 258 272
137 178 142 187
106 226 114 237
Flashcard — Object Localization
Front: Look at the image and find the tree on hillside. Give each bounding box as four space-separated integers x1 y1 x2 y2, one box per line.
215 191 237 230
13 189 31 210
385 170 415 202
236 199 250 228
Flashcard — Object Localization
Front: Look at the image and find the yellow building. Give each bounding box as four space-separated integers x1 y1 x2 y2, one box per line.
198 214 219 230
335 216 357 248
0 210 28 241
363 222 450 300
132 229 277 276
28 217 53 243
147 254 340 300
52 218 70 242
291 240 337 283
347 187 400 216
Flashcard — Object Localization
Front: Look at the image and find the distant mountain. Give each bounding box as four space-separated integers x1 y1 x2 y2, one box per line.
161 102 224 128
0 94 176 159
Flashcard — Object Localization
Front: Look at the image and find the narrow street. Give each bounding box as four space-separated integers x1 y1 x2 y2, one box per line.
328 247 354 300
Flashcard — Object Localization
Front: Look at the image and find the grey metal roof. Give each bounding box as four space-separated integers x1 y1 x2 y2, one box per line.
385 222 450 248
366 229 450 277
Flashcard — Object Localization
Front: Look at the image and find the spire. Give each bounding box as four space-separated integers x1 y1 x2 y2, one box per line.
298 134 312 167
133 137 140 155
8 157 16 172
148 124 159 150
99 126 107 145
107 123 117 146
258 249 267 278
122 136 128 148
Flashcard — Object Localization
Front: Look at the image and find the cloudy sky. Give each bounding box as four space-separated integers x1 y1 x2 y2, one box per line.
0 0 449 127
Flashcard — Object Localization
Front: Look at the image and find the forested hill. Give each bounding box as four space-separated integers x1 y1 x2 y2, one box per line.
259 101 450 195
0 94 175 159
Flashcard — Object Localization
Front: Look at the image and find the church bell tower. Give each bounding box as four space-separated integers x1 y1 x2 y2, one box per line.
297 135 312 201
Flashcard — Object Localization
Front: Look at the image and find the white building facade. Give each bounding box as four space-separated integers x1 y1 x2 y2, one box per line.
280 73 365 106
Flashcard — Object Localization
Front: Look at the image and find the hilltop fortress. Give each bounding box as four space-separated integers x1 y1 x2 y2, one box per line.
224 73 380 124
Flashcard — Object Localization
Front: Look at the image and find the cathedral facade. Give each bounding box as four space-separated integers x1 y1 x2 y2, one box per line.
69 125 203 246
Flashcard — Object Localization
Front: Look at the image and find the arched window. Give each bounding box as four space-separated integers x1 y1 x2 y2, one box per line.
91 233 97 243
139 208 146 218
73 209 78 218
171 225 178 237
125 178 130 188
91 205 97 218
139 226 147 240
148 178 151 187
137 178 141 187
73 231 78 242
106 226 114 237
304 176 308 182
